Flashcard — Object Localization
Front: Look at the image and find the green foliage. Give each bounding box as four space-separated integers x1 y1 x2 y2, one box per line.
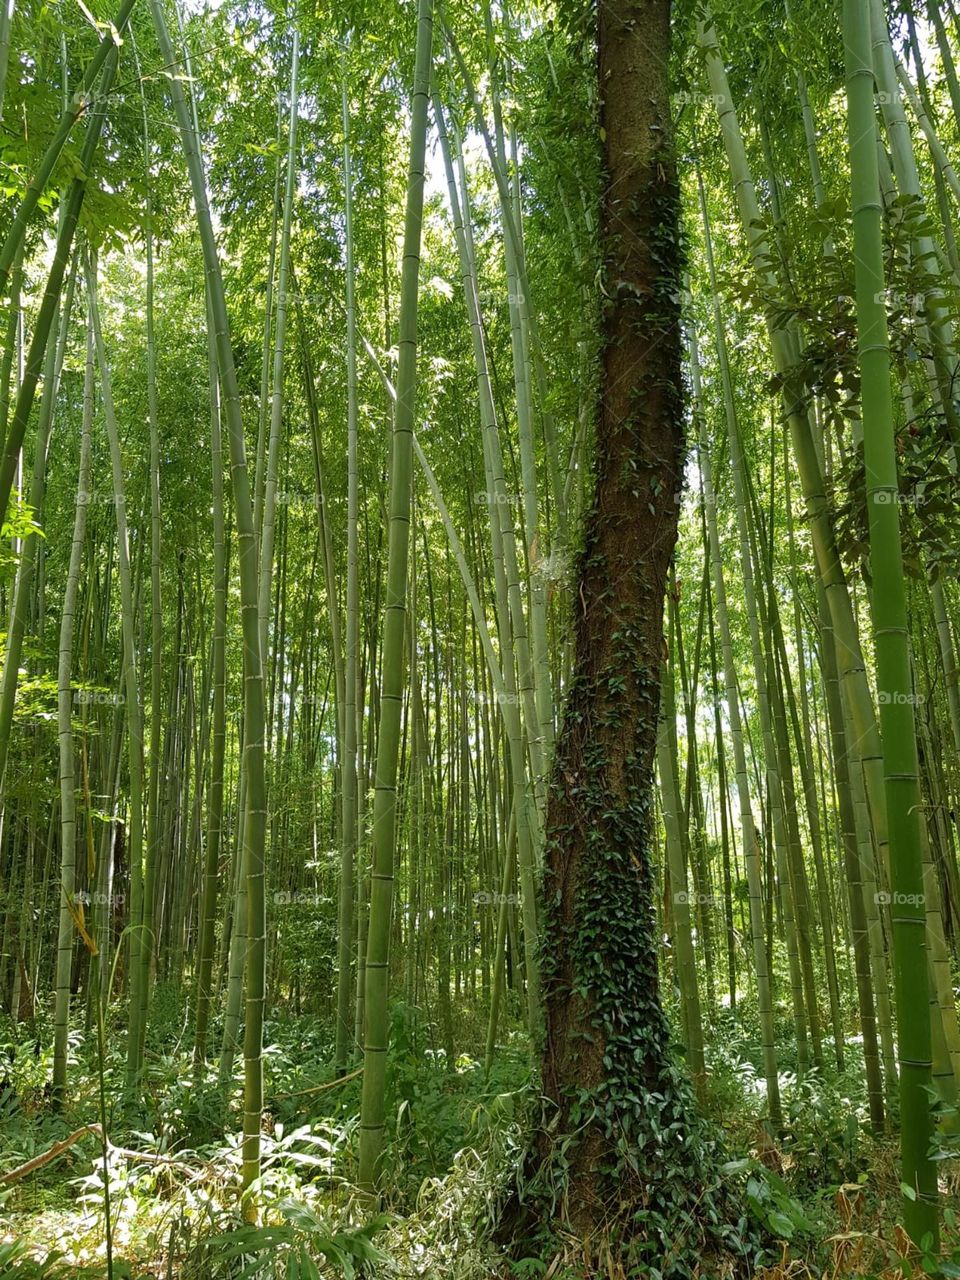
178 1206 388 1280
732 1162 817 1243
378 1001 531 1200
0 1007 529 1275
0 1240 105 1278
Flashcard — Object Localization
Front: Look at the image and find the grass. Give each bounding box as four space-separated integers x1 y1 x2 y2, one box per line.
0 991 958 1278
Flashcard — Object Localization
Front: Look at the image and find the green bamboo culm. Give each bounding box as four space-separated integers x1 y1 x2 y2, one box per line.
842 0 938 1244
257 24 299 667
0 0 13 125
335 48 361 1076
52 296 95 1102
657 598 706 1101
88 256 149 1089
148 0 269 1218
173 13 226 1076
357 0 434 1193
137 31 163 1077
193 297 227 1070
0 239 75 793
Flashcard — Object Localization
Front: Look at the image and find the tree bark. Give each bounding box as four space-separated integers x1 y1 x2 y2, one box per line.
512 4 756 1274
539 0 681 1153
518 0 674 1246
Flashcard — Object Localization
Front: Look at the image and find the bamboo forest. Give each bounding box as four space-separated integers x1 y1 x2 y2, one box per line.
7 0 960 1274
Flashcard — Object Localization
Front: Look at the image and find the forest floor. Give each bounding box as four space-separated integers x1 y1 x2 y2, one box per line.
1 991 959 1279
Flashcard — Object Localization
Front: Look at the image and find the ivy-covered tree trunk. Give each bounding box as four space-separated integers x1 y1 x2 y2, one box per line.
524 0 747 1271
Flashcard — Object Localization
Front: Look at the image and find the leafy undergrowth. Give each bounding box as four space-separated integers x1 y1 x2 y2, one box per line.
1 998 959 1279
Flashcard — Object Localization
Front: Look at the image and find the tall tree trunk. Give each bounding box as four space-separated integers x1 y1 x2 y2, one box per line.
522 2 744 1269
